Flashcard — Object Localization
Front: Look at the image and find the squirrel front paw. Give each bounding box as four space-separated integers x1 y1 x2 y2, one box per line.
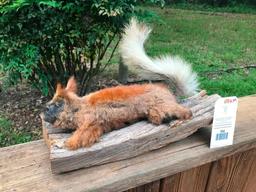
65 127 103 150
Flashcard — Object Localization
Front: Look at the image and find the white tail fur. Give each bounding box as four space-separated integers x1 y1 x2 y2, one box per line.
119 18 199 96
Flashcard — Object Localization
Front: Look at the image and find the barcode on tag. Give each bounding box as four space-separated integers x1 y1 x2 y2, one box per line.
210 97 238 148
216 130 228 141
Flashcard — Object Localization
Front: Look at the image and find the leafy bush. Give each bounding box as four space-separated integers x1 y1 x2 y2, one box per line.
0 0 164 95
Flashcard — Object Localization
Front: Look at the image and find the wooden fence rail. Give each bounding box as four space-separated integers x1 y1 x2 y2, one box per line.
125 148 256 192
1 95 256 192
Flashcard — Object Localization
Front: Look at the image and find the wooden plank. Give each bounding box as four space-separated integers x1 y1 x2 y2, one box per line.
125 180 161 192
0 141 51 192
205 148 256 192
45 92 219 173
128 162 211 192
132 148 256 192
174 163 211 192
144 180 161 192
156 163 211 192
1 95 256 192
159 174 181 192
242 149 256 192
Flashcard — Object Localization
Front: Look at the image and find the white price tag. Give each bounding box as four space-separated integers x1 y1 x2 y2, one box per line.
210 97 238 148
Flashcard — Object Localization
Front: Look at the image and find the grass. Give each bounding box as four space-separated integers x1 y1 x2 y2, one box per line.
142 6 256 96
170 4 256 14
0 115 32 147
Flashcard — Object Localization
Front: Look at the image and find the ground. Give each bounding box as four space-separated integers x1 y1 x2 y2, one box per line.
0 84 48 146
1 5 256 147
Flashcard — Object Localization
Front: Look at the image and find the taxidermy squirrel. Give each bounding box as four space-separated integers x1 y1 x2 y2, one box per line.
42 19 199 150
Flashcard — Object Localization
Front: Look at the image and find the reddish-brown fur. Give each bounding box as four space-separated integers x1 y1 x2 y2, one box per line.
86 84 156 105
48 77 192 150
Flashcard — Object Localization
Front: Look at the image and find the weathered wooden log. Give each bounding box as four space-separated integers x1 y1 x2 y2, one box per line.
42 91 220 174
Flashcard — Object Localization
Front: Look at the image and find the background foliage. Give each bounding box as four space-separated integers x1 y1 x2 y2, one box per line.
0 0 164 96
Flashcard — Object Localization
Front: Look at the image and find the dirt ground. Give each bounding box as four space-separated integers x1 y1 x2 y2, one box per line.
0 84 49 140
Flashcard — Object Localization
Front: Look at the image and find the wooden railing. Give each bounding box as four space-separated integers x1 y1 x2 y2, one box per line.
1 95 256 192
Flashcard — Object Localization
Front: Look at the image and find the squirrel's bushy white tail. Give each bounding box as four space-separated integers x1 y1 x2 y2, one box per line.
119 18 199 96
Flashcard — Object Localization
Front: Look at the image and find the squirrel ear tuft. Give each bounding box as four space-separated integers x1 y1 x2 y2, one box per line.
55 83 64 96
65 76 77 93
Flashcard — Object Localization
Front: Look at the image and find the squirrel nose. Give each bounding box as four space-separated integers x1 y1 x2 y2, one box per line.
44 104 54 113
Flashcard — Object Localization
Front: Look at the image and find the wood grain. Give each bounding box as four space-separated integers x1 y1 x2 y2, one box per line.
125 180 161 192
205 148 256 192
1 95 256 192
43 92 219 174
242 149 256 192
125 148 256 192
157 163 211 192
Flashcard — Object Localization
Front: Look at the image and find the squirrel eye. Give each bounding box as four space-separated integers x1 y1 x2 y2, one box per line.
72 108 79 113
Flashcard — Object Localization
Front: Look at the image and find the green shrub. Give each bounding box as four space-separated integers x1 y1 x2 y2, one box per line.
0 0 164 96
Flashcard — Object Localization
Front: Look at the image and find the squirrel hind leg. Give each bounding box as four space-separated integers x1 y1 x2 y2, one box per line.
147 101 192 125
